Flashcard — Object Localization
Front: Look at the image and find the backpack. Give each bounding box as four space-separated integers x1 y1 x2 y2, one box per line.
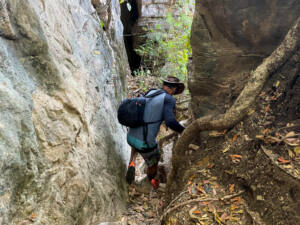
117 90 164 128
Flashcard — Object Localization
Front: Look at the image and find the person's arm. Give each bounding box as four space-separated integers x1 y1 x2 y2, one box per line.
163 94 185 133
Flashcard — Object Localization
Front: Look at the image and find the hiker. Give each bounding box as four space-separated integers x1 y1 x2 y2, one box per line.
126 76 185 189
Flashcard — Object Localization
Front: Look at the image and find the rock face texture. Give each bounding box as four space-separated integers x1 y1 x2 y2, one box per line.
182 0 300 224
0 0 130 224
120 0 173 72
189 0 300 117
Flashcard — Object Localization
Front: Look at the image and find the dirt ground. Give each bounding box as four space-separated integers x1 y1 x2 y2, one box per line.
164 62 300 224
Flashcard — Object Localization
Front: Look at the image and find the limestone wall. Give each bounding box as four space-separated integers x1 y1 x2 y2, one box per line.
0 0 130 224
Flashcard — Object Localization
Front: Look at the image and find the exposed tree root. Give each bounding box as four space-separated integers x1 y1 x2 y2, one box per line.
160 190 246 222
169 17 300 183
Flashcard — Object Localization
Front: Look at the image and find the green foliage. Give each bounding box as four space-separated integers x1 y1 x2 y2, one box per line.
135 1 193 83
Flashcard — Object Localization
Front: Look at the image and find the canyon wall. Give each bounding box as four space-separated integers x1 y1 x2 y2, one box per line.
0 0 130 224
189 0 300 117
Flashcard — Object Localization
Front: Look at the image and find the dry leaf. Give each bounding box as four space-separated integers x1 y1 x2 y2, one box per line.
288 150 295 158
222 146 230 153
229 184 235 193
225 170 233 175
189 174 195 181
265 105 270 112
201 201 210 206
256 135 281 144
29 213 37 221
248 109 255 115
285 131 295 138
263 128 272 134
189 144 200 151
209 131 225 137
94 50 100 55
233 134 238 141
259 91 265 97
213 188 217 196
231 196 243 205
220 212 229 222
277 157 291 164
294 147 300 156
274 81 280 87
196 185 205 194
193 210 201 214
230 154 242 159
284 138 300 146
207 164 214 169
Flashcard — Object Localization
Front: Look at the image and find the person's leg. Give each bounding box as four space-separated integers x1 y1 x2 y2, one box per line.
126 147 137 184
140 147 161 189
147 163 158 180
129 147 137 163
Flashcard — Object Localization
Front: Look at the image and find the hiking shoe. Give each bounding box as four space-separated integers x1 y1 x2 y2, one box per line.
150 179 160 190
126 162 135 184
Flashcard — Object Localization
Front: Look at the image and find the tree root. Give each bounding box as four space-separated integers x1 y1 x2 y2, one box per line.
169 17 300 183
160 190 246 222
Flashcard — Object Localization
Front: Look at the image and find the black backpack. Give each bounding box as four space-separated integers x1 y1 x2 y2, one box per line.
117 90 164 128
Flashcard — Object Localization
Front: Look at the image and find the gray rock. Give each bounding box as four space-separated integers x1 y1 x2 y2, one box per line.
0 0 130 224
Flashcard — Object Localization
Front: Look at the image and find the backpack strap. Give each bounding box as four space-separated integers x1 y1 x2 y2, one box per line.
145 89 165 98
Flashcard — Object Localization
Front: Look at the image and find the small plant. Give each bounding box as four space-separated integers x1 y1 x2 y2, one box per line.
135 0 194 84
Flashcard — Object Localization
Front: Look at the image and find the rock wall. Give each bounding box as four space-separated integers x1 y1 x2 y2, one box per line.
0 0 130 224
189 0 300 117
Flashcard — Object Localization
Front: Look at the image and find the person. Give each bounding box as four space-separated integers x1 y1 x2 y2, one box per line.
126 76 185 189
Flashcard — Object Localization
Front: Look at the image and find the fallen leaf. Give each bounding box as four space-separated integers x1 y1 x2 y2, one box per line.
288 150 295 158
231 205 239 211
94 50 100 55
231 196 243 205
213 188 217 196
229 184 235 193
259 91 265 97
207 164 214 169
201 201 210 206
229 216 240 222
256 195 264 201
209 131 225 137
284 138 300 146
234 209 244 214
189 174 195 181
29 213 37 221
225 170 233 175
222 146 230 153
196 185 206 194
233 134 238 141
229 154 242 162
277 157 291 164
285 131 295 138
263 128 272 134
220 212 229 222
274 80 280 87
193 210 201 214
189 144 200 151
294 147 300 156
265 105 270 113
248 109 255 115
256 135 281 144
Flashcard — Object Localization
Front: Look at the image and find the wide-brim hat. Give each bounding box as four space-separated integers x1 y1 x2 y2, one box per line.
162 76 185 95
